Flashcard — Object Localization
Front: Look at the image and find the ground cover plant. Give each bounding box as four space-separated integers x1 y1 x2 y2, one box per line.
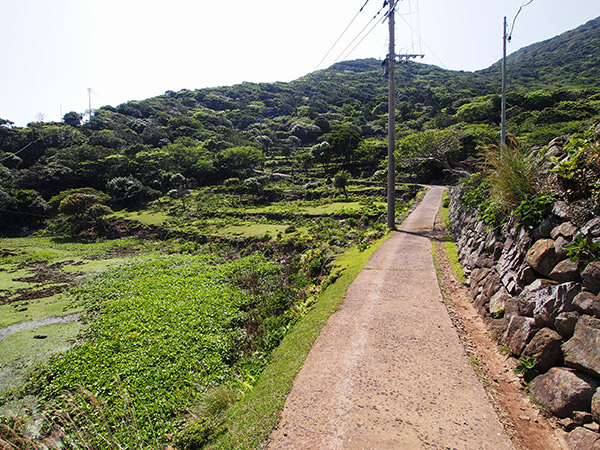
0 238 159 414
28 253 300 446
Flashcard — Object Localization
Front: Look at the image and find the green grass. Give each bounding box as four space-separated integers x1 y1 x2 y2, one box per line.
110 210 170 226
437 193 466 284
0 268 33 291
0 321 83 366
206 231 393 450
217 224 294 238
60 258 129 274
0 321 83 397
1 237 151 260
443 239 466 284
0 294 81 328
243 200 385 216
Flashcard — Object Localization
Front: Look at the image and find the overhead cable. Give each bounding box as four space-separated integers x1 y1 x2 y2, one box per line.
314 0 372 71
509 0 534 41
339 11 386 63
395 9 446 68
331 3 387 65
0 140 37 163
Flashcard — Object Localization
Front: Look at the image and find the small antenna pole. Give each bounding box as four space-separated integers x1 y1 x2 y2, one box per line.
88 88 92 122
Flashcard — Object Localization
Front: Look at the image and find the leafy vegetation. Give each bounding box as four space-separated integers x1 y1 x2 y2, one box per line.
30 254 297 443
460 138 551 231
564 234 600 263
550 129 600 215
514 357 539 384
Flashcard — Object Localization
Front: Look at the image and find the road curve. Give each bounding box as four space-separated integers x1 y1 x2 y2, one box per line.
266 186 514 450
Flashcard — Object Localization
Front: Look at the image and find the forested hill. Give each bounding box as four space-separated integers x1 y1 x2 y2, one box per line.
1 16 600 234
480 16 600 88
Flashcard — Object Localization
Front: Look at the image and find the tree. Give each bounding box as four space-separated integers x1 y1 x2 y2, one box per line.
0 189 50 234
216 146 264 177
322 126 361 163
310 141 331 171
191 158 218 185
0 118 14 128
168 173 188 209
396 129 471 179
333 170 351 199
106 176 157 206
58 193 106 219
63 111 82 126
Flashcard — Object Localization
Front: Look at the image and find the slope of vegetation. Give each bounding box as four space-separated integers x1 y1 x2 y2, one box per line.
2 17 600 234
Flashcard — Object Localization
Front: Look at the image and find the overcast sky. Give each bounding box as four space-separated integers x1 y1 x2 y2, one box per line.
2 0 600 127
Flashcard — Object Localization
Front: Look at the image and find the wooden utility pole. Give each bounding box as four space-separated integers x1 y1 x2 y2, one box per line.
386 1 423 229
386 0 396 230
501 16 507 147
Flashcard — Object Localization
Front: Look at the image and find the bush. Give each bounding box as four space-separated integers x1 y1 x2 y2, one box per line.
550 129 600 212
515 194 555 230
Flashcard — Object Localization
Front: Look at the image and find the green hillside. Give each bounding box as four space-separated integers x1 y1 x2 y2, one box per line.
480 16 600 89
1 17 600 234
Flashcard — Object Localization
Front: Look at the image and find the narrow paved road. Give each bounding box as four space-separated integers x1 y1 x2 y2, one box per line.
267 186 514 450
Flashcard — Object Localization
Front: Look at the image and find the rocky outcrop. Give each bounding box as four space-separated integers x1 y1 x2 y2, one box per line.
565 426 600 450
449 170 600 441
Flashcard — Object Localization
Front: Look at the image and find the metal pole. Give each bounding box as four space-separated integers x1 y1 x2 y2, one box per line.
387 0 396 229
501 16 507 147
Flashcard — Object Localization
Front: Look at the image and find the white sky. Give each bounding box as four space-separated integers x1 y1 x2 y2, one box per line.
2 0 600 127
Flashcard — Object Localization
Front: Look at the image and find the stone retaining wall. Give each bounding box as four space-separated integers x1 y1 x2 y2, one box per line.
449 165 600 444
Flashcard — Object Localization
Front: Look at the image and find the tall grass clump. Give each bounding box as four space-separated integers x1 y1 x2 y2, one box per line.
481 138 541 212
459 139 545 230
1 386 160 449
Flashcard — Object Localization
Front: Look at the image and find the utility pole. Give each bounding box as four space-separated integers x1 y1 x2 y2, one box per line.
88 88 92 123
387 0 396 230
385 1 423 229
501 16 507 147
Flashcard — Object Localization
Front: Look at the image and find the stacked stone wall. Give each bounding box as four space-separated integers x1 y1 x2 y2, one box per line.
449 168 600 441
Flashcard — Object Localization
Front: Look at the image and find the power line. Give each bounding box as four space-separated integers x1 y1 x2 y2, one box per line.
0 140 37 163
314 0 372 71
416 0 422 54
339 11 386 63
331 3 387 65
509 0 534 41
395 10 446 68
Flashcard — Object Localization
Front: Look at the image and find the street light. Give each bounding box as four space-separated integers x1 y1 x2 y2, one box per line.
501 1 533 147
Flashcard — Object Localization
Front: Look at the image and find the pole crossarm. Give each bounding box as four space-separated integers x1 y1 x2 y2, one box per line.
395 54 424 62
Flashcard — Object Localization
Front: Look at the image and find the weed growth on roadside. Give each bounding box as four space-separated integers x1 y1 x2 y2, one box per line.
514 357 539 384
